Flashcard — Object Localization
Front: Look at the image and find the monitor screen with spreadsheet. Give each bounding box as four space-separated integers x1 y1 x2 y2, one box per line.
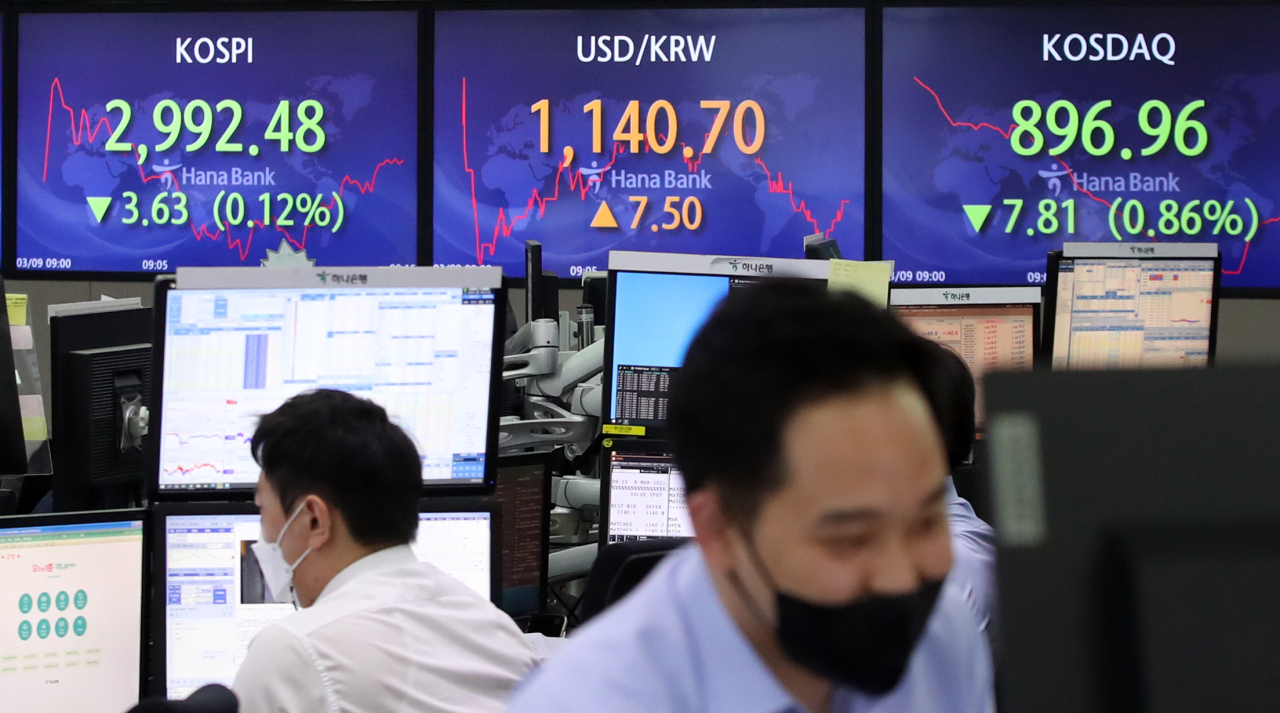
605 252 830 430
156 503 495 699
154 268 502 492
601 440 692 545
1047 250 1218 370
0 511 145 713
890 287 1040 427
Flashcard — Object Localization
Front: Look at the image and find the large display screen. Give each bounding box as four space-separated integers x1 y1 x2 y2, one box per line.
1 518 144 713
434 8 865 278
884 8 1280 289
17 11 419 275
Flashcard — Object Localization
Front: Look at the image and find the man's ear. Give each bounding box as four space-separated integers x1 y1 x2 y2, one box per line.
301 494 334 550
690 487 735 574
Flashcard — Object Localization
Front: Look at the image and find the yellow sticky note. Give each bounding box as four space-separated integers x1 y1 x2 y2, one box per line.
828 260 894 308
22 416 47 442
602 424 646 436
6 294 27 327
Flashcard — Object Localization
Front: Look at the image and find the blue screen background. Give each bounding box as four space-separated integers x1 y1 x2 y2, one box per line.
434 8 865 277
884 7 1280 289
609 271 729 416
17 12 418 273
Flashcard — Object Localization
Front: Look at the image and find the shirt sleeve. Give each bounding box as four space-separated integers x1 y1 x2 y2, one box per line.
945 476 998 639
232 624 331 713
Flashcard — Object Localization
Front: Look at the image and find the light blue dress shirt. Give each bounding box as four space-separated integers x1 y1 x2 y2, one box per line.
946 477 998 641
507 543 995 713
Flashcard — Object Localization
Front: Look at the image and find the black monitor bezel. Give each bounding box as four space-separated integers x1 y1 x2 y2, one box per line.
2 1 429 282
0 507 150 703
149 497 502 698
492 451 552 616
598 436 688 550
148 274 505 501
1041 250 1222 369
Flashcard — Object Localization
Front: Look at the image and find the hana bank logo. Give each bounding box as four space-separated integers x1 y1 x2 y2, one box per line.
726 260 774 274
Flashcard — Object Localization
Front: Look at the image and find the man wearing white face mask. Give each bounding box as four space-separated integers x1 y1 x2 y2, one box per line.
232 390 537 713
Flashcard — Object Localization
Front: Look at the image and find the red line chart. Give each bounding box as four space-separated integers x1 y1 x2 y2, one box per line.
913 76 1280 277
461 78 853 265
43 77 406 261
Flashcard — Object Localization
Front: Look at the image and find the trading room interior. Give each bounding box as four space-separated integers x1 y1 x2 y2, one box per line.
3 3 1280 713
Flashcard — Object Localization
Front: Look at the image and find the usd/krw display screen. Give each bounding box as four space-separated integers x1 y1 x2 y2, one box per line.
434 8 865 278
17 12 418 274
884 8 1280 289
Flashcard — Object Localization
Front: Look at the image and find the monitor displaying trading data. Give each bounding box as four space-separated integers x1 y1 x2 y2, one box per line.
883 7 1280 289
1050 254 1215 369
434 8 865 277
891 287 1039 426
162 510 492 699
606 252 829 429
158 281 496 491
604 446 691 544
16 11 418 275
0 516 144 713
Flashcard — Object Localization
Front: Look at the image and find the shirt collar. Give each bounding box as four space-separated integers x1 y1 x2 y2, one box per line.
314 544 417 604
674 546 808 713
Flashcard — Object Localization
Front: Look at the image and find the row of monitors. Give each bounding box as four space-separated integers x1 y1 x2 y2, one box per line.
125 242 1215 496
0 6 1269 290
0 502 509 711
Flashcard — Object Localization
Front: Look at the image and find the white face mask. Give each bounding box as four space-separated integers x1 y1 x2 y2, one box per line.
250 502 313 606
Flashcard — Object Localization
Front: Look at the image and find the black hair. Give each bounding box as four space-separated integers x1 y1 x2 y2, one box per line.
668 280 945 523
252 389 420 547
917 339 977 473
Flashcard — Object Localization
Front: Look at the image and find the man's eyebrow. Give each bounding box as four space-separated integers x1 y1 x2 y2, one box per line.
816 507 882 526
918 482 948 509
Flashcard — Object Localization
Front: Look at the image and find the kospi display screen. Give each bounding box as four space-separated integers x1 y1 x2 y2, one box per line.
433 8 865 278
16 11 419 275
884 8 1280 289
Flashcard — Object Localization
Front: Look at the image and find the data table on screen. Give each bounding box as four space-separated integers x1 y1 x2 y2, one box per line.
158 287 494 490
1052 259 1214 369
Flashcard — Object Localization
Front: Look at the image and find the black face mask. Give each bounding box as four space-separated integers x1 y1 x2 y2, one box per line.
730 535 944 696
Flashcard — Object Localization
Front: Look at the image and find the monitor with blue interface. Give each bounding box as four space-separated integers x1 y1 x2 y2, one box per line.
0 511 146 713
154 267 502 493
156 502 496 699
604 251 830 430
14 9 419 277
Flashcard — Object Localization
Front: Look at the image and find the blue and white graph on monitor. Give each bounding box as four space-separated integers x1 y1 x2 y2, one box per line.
17 12 418 274
433 8 865 278
884 7 1280 288
157 287 494 490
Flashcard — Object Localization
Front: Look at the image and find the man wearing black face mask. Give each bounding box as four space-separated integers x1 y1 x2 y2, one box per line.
507 281 994 713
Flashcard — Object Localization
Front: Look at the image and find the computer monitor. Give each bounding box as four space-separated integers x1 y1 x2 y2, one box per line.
985 366 1280 713
152 499 499 699
890 286 1040 428
492 453 552 617
151 267 504 495
49 305 152 511
600 438 692 547
604 251 831 433
1044 243 1220 370
0 509 146 713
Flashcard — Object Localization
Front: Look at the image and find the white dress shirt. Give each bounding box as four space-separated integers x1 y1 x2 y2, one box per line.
233 545 538 713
